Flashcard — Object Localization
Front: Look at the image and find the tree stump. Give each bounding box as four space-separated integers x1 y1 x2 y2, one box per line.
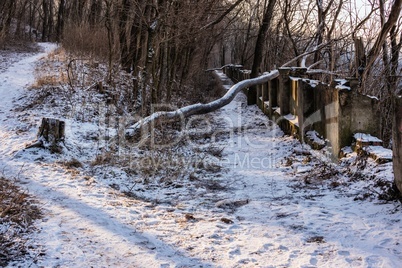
26 118 65 153
37 118 65 143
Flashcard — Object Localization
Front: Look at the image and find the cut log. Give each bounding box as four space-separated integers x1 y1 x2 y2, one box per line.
26 118 65 152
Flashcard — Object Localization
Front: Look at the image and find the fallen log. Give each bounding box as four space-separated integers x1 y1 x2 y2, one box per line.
125 70 279 140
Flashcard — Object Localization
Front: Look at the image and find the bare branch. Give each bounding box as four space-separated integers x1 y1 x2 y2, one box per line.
200 0 245 30
364 0 402 80
282 41 333 67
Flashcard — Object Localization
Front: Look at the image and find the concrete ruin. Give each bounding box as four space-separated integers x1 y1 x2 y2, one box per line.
224 65 381 159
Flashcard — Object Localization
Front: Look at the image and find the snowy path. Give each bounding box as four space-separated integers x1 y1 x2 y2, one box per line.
0 45 401 267
0 44 205 267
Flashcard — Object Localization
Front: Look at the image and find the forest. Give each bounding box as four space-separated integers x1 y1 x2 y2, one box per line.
1 0 400 111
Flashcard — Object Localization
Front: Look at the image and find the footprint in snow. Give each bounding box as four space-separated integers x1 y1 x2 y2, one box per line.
310 257 318 265
229 248 241 256
338 250 350 256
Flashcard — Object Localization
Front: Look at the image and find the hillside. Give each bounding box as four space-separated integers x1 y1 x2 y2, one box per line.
0 43 401 267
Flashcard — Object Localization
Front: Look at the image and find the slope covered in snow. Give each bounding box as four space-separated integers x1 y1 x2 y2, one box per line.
0 44 401 267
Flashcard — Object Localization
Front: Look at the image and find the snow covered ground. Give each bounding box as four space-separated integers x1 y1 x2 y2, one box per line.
1 44 401 267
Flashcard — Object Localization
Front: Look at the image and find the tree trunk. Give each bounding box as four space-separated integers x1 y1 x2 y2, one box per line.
89 0 101 27
15 0 29 38
390 25 401 95
3 1 16 36
42 0 49 41
393 96 402 194
363 0 402 81
56 0 65 42
104 0 115 83
48 0 54 40
249 0 277 105
118 0 132 72
354 37 366 79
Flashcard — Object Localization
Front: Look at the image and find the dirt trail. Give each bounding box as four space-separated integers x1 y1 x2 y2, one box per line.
0 44 203 267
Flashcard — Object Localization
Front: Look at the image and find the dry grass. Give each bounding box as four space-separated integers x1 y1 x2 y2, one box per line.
61 158 83 169
0 177 41 224
91 152 115 166
0 177 42 266
30 47 69 89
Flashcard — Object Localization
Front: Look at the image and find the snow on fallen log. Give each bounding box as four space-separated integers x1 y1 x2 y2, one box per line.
125 70 279 139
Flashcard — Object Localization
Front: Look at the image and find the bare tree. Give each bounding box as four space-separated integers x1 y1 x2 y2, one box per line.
0 0 16 39
249 0 277 104
363 0 402 82
56 0 65 42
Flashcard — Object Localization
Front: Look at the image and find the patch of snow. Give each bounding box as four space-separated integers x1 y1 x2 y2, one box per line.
366 95 379 100
289 76 301 81
301 78 319 88
334 79 351 90
365 146 393 160
354 133 383 143
284 113 299 127
274 107 281 115
264 101 269 110
341 146 354 156
305 130 325 146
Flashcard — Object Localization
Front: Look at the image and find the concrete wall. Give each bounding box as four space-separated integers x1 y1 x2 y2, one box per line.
223 65 402 194
223 65 381 158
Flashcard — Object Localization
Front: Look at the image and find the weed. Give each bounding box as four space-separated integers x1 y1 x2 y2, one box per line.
220 217 234 224
306 236 325 243
376 181 402 203
0 177 41 266
30 47 69 90
91 152 114 166
61 158 83 169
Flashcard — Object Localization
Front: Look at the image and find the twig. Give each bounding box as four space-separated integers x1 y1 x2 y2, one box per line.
281 41 334 67
205 64 243 72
